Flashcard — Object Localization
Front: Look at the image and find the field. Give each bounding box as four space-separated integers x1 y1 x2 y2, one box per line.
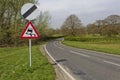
0 45 55 80
63 37 120 55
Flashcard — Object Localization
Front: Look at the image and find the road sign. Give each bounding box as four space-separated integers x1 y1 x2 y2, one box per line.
20 22 39 39
21 3 40 20
21 3 40 67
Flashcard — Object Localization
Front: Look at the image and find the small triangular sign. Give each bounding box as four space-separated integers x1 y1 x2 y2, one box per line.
20 21 40 39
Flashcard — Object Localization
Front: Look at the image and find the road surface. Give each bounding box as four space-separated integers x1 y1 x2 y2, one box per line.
45 39 120 80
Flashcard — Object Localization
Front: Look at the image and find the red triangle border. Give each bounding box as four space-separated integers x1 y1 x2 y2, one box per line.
20 21 40 39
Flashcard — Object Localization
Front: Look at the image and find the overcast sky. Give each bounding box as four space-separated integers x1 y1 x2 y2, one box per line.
38 0 120 28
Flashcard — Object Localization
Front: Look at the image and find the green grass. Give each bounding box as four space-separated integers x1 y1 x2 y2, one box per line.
0 45 55 80
63 41 120 55
65 37 120 43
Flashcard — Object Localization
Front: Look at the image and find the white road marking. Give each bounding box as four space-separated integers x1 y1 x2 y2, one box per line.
70 51 90 58
104 60 120 67
58 47 64 50
53 42 57 47
44 45 76 80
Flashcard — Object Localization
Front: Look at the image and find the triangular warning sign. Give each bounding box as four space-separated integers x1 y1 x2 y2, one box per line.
20 22 40 39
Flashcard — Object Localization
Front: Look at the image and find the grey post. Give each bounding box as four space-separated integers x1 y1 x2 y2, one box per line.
29 39 32 67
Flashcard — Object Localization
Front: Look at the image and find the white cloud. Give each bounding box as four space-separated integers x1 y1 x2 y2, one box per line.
38 0 69 11
37 0 120 28
38 0 115 12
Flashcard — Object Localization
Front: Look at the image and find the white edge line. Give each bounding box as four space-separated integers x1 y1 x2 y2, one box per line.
104 60 120 67
44 45 76 80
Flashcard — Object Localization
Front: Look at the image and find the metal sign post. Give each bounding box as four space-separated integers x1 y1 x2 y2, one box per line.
21 3 40 67
20 22 39 68
29 39 32 67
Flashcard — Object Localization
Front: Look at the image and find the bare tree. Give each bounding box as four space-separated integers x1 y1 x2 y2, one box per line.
61 14 83 36
87 14 120 37
35 11 53 38
104 15 120 25
87 24 99 35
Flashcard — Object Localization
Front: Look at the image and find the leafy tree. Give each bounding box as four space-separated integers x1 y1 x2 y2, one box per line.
0 0 33 46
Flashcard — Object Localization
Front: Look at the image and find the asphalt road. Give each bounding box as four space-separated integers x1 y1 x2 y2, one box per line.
45 39 120 80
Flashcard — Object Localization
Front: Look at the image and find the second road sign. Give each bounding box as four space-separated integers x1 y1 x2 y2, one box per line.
21 3 40 20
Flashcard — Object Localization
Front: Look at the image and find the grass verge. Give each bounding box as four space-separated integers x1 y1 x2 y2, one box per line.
0 45 55 80
63 41 120 55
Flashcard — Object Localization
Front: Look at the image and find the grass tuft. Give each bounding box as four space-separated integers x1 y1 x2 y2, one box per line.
0 45 55 80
